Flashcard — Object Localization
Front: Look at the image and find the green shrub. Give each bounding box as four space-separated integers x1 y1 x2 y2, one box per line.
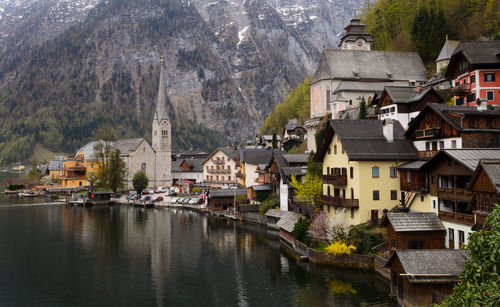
349 224 385 255
293 217 312 245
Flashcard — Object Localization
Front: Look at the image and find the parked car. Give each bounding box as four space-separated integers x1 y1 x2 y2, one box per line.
152 195 163 202
140 195 151 202
126 194 137 201
143 189 154 195
188 198 202 205
170 198 178 204
182 198 191 205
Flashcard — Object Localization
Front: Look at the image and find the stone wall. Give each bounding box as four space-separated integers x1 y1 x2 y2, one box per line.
373 255 390 280
238 212 267 226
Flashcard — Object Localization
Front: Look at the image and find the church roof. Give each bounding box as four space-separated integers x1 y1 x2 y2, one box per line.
435 39 460 62
339 17 374 47
312 50 427 84
114 138 145 155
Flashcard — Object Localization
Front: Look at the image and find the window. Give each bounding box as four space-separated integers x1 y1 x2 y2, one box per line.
431 176 435 185
372 167 379 178
141 163 146 172
485 72 495 82
487 91 494 101
433 200 436 209
351 208 354 219
456 97 464 106
466 93 476 103
458 230 465 247
470 75 475 83
326 167 330 175
452 140 457 148
391 239 396 249
91 163 94 168
425 142 430 151
154 130 157 136
328 148 331 155
334 145 337 154
327 204 331 213
439 141 445 150
326 89 330 104
228 176 231 181
421 195 424 202
390 190 397 200
350 167 353 179
449 228 455 241
406 170 411 183
390 167 396 178
349 100 352 106
327 186 331 196
373 190 380 200
463 78 467 84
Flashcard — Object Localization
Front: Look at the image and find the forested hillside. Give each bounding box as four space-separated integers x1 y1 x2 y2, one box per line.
362 0 499 68
259 77 310 136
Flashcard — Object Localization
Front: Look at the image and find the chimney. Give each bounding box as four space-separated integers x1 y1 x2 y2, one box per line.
383 119 394 143
476 98 488 111
417 85 423 92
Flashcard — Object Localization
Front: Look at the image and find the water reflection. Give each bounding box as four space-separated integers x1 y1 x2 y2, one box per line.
0 205 391 306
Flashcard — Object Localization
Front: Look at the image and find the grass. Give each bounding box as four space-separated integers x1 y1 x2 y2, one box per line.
30 143 68 164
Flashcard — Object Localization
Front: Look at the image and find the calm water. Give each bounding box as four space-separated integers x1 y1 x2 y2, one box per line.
0 194 391 306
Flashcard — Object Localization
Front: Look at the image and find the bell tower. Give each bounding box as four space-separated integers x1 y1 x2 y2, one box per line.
152 55 172 187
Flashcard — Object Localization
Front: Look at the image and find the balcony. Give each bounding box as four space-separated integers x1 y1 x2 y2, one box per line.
418 150 439 158
322 195 359 208
211 159 225 164
207 169 231 174
438 210 475 226
415 128 442 139
400 181 428 193
452 83 471 95
322 174 347 186
437 188 473 202
236 172 245 178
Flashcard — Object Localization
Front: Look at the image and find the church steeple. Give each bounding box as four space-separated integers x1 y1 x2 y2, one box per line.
339 10 373 50
155 55 168 121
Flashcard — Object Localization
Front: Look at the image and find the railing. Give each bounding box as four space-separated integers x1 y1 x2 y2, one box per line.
205 180 234 184
437 188 473 202
322 195 359 208
452 83 471 95
475 192 500 214
415 128 441 139
438 210 475 226
322 174 347 186
236 172 245 178
400 182 427 192
207 169 231 174
418 150 439 158
211 159 225 164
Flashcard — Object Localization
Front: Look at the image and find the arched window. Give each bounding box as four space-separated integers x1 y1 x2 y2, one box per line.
350 167 354 179
141 163 146 172
351 188 354 199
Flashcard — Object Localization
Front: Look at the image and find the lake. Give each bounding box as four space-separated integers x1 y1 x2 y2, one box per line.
0 195 392 306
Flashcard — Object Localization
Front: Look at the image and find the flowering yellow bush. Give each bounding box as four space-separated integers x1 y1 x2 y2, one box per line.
324 240 357 256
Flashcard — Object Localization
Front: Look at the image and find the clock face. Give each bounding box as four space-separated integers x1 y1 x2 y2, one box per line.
357 41 362 46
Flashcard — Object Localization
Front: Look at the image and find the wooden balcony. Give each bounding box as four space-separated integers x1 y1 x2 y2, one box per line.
437 188 473 202
322 174 347 186
211 159 225 164
236 172 245 178
322 195 359 208
415 128 442 139
400 182 428 192
438 210 475 226
418 150 439 158
452 83 471 95
207 169 231 174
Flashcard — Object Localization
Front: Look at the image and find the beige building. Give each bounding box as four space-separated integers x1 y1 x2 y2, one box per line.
202 147 239 188
315 120 419 225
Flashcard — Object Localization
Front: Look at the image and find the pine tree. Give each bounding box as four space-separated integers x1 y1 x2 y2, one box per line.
358 97 367 119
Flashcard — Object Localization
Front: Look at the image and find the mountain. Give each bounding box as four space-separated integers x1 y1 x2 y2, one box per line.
0 0 363 164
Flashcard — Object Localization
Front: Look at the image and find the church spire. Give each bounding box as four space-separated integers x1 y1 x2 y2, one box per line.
155 55 168 120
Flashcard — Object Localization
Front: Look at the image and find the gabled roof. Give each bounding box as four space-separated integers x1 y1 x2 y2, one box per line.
203 147 239 165
276 211 301 233
114 138 145 155
422 149 500 172
385 212 445 232
239 149 279 165
312 50 427 84
468 159 500 194
208 188 246 198
265 209 287 219
451 40 500 66
282 154 308 164
383 86 418 104
48 158 65 171
261 135 281 141
315 120 418 162
406 103 500 136
435 39 460 62
397 160 428 171
172 158 204 173
385 250 469 283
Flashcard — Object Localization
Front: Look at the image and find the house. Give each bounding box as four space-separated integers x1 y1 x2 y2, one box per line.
276 211 301 246
48 156 66 182
264 208 287 230
267 153 308 213
259 135 281 149
385 249 468 307
60 152 90 188
238 149 280 188
378 86 444 129
202 147 239 189
405 103 500 158
468 159 500 227
419 149 500 248
282 119 307 151
382 212 446 256
207 188 247 212
171 156 205 184
315 119 419 225
435 37 460 75
446 40 500 106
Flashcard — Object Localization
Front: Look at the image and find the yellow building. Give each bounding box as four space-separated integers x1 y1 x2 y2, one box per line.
315 120 419 225
59 152 100 188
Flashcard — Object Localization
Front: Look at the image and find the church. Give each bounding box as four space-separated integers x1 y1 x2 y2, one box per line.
76 56 172 188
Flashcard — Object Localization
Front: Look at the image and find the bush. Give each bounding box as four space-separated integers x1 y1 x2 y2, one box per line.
324 240 357 256
348 224 385 255
293 217 311 245
259 194 279 215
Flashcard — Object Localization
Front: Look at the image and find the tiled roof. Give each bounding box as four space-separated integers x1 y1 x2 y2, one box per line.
435 40 460 62
333 81 400 94
313 50 427 84
397 160 428 170
265 209 287 219
282 154 309 164
114 138 144 155
250 184 272 191
209 188 246 198
424 149 500 172
384 86 418 103
276 211 301 233
451 41 500 65
218 147 239 162
476 159 500 194
329 120 419 161
386 212 445 232
386 250 469 283
240 149 279 165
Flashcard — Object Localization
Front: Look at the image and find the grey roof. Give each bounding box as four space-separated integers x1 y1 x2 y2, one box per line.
218 147 239 162
425 149 500 172
171 159 184 172
48 158 65 171
476 159 500 193
282 166 307 177
331 93 349 102
276 211 301 233
451 41 500 66
114 138 144 155
386 212 445 232
312 50 427 84
265 209 287 218
171 158 203 173
384 86 418 103
76 141 100 160
397 160 428 170
261 135 281 141
407 87 435 103
435 40 460 62
240 149 279 165
386 250 469 283
333 81 401 94
339 17 374 46
209 188 246 198
330 120 419 161
250 184 272 191
282 154 309 164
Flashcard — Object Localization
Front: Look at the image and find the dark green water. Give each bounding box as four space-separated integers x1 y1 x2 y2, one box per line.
0 195 391 306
